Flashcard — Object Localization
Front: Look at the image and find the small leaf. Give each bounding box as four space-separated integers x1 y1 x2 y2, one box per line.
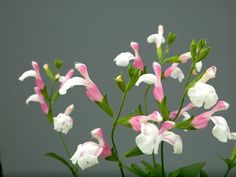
220 156 233 169
197 39 206 52
47 110 54 124
52 91 60 101
162 55 181 64
200 170 208 177
230 145 236 162
157 46 163 59
168 169 181 177
175 117 196 130
127 68 142 91
118 114 133 128
134 104 144 115
167 32 176 46
141 160 162 177
130 164 150 177
115 74 126 93
54 58 63 70
46 152 75 176
157 96 169 121
95 95 114 117
105 148 118 161
177 162 206 177
195 47 210 62
190 39 197 60
124 146 144 158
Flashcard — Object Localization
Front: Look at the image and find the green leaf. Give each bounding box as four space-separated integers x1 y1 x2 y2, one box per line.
195 47 210 62
157 96 169 121
177 162 206 177
220 156 233 169
197 39 206 52
175 117 196 130
168 169 181 177
190 39 197 60
54 58 63 70
118 114 133 128
130 164 150 177
141 160 162 177
45 152 75 176
127 68 142 91
167 32 176 46
43 64 54 80
200 170 208 177
95 95 114 117
105 148 118 161
230 145 236 162
157 46 163 59
124 146 144 158
52 91 60 101
162 55 181 64
47 110 54 124
134 104 144 115
115 74 126 93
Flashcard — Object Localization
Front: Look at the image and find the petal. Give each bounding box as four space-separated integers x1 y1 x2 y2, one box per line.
59 77 87 95
162 131 183 154
101 141 112 159
160 121 175 133
204 91 218 109
135 74 157 86
75 63 88 78
64 104 74 115
78 154 99 170
148 111 163 123
195 61 202 72
147 34 158 43
25 94 39 104
19 70 36 81
114 52 134 67
170 67 185 83
129 116 146 132
91 128 103 140
211 116 229 143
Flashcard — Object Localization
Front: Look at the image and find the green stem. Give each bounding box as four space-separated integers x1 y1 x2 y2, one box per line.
58 133 71 158
173 63 195 121
161 141 165 177
111 91 128 177
224 168 231 177
144 85 151 115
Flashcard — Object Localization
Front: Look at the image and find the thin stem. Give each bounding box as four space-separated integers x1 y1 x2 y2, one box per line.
152 153 157 167
224 168 231 177
59 133 71 158
173 63 195 121
144 85 151 115
161 141 165 177
111 91 128 177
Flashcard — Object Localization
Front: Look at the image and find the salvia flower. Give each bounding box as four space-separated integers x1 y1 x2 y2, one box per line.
114 41 144 70
188 66 218 109
53 104 74 134
59 69 74 87
147 25 165 48
70 128 111 170
59 63 103 102
136 62 164 102
169 103 196 120
164 63 185 83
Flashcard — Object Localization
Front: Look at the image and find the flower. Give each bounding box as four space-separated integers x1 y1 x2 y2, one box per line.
70 128 111 170
59 63 103 102
178 51 202 72
59 69 74 87
188 66 218 109
169 103 196 120
19 61 45 89
114 41 144 70
147 25 165 48
164 63 185 83
53 104 74 134
136 62 164 102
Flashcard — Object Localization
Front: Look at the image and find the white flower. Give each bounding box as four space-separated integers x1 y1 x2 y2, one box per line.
114 52 135 67
53 104 74 134
147 25 165 48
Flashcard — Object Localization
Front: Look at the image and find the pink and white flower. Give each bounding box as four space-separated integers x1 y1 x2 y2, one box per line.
164 63 185 83
188 66 218 109
114 41 144 70
169 103 196 120
147 25 165 48
70 128 111 170
59 63 103 102
53 104 74 134
136 62 164 102
59 69 74 87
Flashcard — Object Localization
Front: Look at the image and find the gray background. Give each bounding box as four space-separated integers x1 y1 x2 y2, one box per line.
1 0 236 176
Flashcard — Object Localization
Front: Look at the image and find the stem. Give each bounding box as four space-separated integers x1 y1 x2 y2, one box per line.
144 85 151 115
58 133 71 158
161 141 165 177
173 63 195 121
224 168 231 177
152 153 157 167
111 91 128 177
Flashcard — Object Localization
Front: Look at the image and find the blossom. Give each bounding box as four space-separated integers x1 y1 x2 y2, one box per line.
164 63 185 82
59 69 74 87
178 51 202 72
19 61 45 89
169 103 196 120
53 104 74 134
188 66 218 109
147 25 165 48
136 62 164 102
59 63 103 102
114 41 144 70
70 128 111 170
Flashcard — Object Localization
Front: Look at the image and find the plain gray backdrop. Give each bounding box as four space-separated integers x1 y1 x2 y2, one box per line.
1 0 236 176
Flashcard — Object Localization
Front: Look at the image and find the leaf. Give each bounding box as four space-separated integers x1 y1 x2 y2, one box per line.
130 164 150 177
177 162 206 177
105 148 118 161
45 152 75 175
157 96 169 121
162 55 180 64
167 32 176 46
141 160 162 177
195 47 210 62
95 95 114 117
134 104 144 115
54 58 63 70
190 39 197 60
115 74 126 93
197 39 206 52
175 117 196 130
118 114 133 128
124 146 144 158
43 64 54 80
200 170 208 177
127 68 142 91
230 145 236 162
220 156 233 169
47 110 54 124
168 169 181 177
52 91 60 101
157 46 163 59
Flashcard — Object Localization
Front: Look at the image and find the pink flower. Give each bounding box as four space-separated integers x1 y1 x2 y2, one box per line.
169 103 196 120
136 62 164 102
59 69 74 87
70 128 111 170
164 63 185 83
178 52 192 63
114 41 144 70
59 63 103 102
